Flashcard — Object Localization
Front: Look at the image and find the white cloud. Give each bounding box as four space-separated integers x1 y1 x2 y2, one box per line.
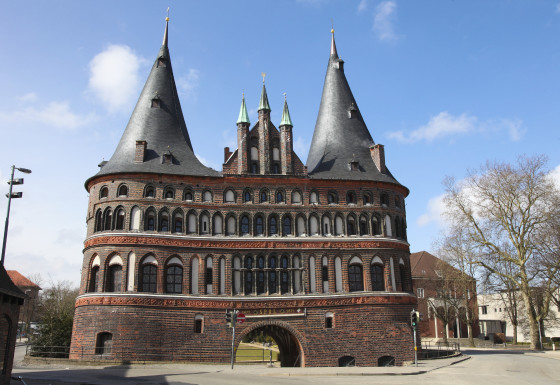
88 44 145 113
177 69 201 98
0 100 96 130
358 0 367 13
417 193 446 228
388 112 525 143
556 3 560 13
18 93 38 103
373 1 398 41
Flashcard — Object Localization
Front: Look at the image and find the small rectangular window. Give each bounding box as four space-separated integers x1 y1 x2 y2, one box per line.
205 268 213 285
151 99 160 108
157 58 167 67
194 319 202 334
325 317 333 329
417 288 424 298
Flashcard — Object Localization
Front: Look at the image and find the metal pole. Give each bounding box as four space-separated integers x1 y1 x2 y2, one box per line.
1 165 15 266
230 310 237 369
414 326 418 367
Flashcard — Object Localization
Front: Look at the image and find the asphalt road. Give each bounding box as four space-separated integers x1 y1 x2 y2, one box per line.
11 346 560 385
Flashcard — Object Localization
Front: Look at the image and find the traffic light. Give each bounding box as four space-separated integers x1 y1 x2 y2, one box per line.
411 310 419 328
226 311 232 327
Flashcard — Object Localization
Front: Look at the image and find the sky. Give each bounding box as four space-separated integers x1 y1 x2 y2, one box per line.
1 0 560 288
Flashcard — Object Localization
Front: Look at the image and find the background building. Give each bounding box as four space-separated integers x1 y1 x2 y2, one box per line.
70 19 416 367
411 251 479 340
7 270 41 335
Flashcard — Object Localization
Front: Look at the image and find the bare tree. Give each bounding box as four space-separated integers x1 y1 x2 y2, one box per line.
443 155 560 350
436 227 481 347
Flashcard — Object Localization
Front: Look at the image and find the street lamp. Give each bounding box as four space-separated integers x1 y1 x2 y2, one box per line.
1 165 32 266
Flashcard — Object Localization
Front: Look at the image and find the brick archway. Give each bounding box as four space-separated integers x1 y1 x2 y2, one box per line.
235 320 305 367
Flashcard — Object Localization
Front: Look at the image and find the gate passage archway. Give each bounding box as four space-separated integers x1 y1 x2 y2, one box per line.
236 322 304 367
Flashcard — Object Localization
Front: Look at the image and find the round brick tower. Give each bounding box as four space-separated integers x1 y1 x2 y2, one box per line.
70 19 416 367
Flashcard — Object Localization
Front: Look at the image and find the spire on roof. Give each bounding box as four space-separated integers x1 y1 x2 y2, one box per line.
305 30 402 185
330 27 338 57
87 14 219 184
237 93 250 124
162 8 170 47
280 94 293 126
258 72 271 112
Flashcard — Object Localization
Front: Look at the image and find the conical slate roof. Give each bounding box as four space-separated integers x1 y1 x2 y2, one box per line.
91 19 219 180
306 32 400 184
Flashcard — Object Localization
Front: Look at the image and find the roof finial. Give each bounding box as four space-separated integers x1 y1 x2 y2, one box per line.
330 21 338 57
283 92 287 101
162 8 170 47
262 72 267 84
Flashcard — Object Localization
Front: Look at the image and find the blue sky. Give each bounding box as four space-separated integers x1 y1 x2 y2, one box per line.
1 0 560 286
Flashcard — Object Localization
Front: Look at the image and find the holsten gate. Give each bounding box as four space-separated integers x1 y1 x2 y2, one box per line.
70 17 416 367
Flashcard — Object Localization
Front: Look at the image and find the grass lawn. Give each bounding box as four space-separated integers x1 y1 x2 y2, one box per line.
236 344 279 362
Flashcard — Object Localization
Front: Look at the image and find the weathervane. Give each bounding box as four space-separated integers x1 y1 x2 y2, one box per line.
166 7 170 21
261 72 266 84
283 92 287 101
331 19 334 34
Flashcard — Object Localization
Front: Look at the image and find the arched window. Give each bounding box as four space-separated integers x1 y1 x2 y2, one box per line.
194 314 204 334
363 192 372 205
187 211 197 234
244 256 253 295
219 257 226 295
371 257 385 291
224 189 235 203
100 186 109 199
327 191 338 204
359 215 368 236
346 191 356 204
241 215 250 235
183 189 194 201
293 255 302 293
173 212 183 233
95 210 103 232
260 190 268 203
202 190 213 202
381 193 389 207
200 212 210 234
276 190 284 203
335 215 344 236
145 209 156 231
166 264 183 294
384 215 392 237
164 188 174 199
269 216 278 235
117 185 128 197
268 256 277 294
282 216 292 236
291 190 302 204
159 211 169 232
280 256 290 294
130 206 141 230
325 311 334 329
107 264 122 292
395 196 402 209
322 215 331 236
141 264 157 292
103 208 112 231
309 256 317 293
256 256 265 295
296 215 306 236
191 258 199 294
399 261 408 292
310 191 318 204
335 257 342 292
233 256 241 294
95 333 112 355
213 214 223 235
115 208 125 230
144 185 155 198
226 215 236 236
205 257 213 294
243 190 252 203
88 266 99 293
309 215 319 236
255 216 264 236
348 264 363 292
322 256 329 293
372 216 381 236
346 215 356 236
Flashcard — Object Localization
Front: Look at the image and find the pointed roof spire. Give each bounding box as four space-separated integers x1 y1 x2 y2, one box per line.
306 30 401 184
89 14 219 182
162 8 170 48
237 93 250 124
258 72 271 112
330 26 338 57
280 93 293 126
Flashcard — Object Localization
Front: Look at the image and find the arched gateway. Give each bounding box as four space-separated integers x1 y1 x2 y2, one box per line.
237 321 304 367
70 16 417 367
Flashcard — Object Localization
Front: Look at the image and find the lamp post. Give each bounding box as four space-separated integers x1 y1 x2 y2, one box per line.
1 165 32 266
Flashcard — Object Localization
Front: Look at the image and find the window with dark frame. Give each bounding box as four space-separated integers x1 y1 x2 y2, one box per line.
95 333 113 355
371 264 385 291
142 264 157 292
89 266 99 293
194 319 203 333
107 265 122 292
166 265 182 294
348 265 364 292
325 316 333 329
